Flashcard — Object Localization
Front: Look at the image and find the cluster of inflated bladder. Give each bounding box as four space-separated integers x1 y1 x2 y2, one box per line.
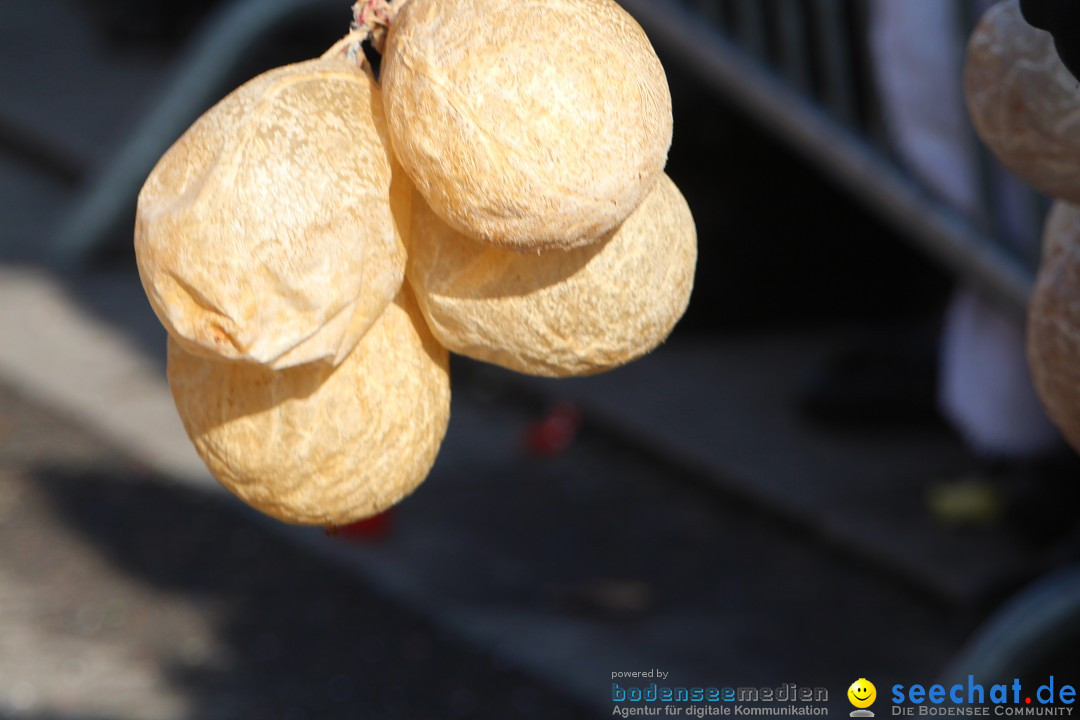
134 0 697 526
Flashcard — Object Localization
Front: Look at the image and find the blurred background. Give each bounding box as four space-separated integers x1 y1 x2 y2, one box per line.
1 0 1079 717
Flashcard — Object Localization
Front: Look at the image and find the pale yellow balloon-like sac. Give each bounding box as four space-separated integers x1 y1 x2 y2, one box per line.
381 0 673 252
137 58 409 370
167 289 450 527
965 0 1080 202
407 174 697 377
1042 200 1080 263
1029 235 1080 454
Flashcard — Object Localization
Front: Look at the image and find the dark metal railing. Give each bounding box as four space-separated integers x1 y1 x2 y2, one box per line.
623 0 1042 316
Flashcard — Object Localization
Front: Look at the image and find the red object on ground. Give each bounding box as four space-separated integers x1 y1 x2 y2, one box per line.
524 402 583 456
326 509 395 540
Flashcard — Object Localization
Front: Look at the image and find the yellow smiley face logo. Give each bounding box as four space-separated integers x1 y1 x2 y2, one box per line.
848 679 876 709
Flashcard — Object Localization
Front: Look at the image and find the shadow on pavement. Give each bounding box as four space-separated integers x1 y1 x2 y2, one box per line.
7 462 596 720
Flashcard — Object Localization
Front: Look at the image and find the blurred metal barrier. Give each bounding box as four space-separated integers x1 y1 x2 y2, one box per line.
621 0 1041 317
51 0 345 265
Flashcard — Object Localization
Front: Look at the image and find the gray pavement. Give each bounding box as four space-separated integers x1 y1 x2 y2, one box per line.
504 338 1035 606
0 379 599 720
